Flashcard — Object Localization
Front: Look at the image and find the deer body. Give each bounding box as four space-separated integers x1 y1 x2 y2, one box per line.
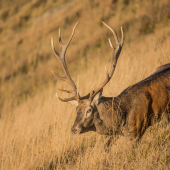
51 22 170 152
94 66 170 139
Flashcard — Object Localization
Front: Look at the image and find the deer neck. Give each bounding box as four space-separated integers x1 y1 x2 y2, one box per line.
93 96 123 135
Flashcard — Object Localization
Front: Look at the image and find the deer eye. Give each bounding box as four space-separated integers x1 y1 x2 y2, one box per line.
86 108 92 113
85 107 93 118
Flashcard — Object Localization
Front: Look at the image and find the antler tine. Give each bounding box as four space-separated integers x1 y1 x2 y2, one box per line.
51 22 79 102
82 22 124 100
66 22 78 47
58 28 63 45
102 21 119 46
108 38 114 49
57 88 75 95
59 22 78 49
120 27 124 46
56 93 77 102
52 70 76 87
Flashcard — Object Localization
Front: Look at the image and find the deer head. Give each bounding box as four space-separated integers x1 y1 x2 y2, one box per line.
51 22 124 135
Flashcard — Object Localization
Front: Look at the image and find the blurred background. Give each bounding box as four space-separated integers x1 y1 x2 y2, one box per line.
0 0 170 169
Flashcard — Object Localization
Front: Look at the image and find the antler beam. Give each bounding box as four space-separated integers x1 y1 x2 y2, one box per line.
80 22 124 100
51 22 79 102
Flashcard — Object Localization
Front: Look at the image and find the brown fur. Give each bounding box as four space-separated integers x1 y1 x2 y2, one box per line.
71 64 170 152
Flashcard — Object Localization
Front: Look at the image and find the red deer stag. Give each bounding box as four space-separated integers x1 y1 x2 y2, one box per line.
51 22 170 152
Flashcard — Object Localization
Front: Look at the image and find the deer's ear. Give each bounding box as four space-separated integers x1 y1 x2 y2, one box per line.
68 100 78 106
92 89 103 105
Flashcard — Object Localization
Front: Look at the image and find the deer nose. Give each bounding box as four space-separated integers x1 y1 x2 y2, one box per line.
71 128 77 135
71 126 82 135
71 125 78 135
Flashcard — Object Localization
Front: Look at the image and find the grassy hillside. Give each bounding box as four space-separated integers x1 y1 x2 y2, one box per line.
0 0 170 115
0 0 170 169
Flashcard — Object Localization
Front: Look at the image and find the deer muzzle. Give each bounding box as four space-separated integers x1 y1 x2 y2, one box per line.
71 126 82 135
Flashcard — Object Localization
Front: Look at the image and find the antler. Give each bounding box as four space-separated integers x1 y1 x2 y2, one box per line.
80 21 124 100
51 22 80 102
52 22 124 103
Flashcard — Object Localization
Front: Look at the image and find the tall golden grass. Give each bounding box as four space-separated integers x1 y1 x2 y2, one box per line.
0 0 170 169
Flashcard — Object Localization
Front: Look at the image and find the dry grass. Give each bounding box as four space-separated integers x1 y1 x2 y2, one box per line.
0 0 170 169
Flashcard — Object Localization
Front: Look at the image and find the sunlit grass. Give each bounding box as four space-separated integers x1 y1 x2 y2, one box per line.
0 0 170 169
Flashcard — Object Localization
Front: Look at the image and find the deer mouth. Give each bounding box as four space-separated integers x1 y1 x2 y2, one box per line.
71 125 96 135
71 129 78 135
71 127 82 135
